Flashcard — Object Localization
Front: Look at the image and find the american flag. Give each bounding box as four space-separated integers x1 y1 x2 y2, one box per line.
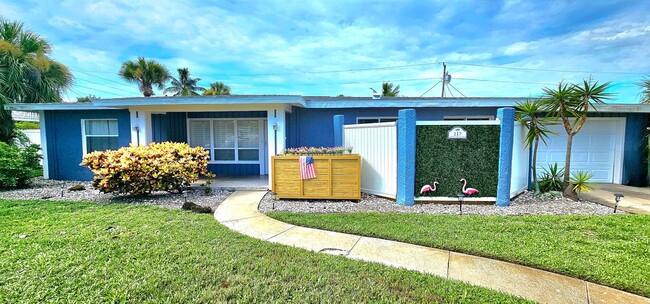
299 156 316 179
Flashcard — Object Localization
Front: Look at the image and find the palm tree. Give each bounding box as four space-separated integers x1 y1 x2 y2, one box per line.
381 82 400 97
164 68 205 96
118 57 170 97
515 99 555 194
542 80 613 198
639 77 650 104
0 18 73 143
203 81 231 96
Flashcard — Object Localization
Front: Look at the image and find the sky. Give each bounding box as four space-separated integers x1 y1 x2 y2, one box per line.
2 0 650 103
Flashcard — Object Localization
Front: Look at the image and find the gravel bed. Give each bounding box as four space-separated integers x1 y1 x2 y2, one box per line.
0 178 232 211
260 191 622 215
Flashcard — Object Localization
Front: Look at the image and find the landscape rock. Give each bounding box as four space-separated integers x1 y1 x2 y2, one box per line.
181 202 213 214
68 184 86 191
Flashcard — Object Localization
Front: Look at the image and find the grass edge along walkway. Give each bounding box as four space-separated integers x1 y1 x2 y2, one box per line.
214 190 648 303
268 210 650 300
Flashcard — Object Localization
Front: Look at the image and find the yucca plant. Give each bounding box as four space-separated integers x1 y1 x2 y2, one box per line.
516 99 555 193
538 163 564 193
542 80 614 197
570 170 594 199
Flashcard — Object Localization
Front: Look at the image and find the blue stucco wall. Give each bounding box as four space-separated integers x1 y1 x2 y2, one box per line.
45 110 131 181
286 107 499 147
151 111 267 176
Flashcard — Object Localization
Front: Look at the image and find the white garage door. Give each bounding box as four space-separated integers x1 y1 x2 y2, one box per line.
536 118 625 183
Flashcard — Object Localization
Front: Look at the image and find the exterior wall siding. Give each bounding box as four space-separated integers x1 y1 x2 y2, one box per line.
286 107 500 148
45 109 131 181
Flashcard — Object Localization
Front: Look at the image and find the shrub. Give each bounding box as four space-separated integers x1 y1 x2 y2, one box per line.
14 121 40 130
80 142 213 195
538 163 564 192
571 170 594 197
0 142 42 189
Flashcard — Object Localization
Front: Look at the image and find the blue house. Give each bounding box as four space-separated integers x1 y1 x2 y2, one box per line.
6 96 649 189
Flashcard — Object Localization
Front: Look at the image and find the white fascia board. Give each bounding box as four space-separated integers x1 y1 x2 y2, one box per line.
93 96 306 107
4 103 116 111
305 99 526 108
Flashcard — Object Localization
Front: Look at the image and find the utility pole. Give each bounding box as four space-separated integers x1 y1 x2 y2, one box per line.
441 62 447 97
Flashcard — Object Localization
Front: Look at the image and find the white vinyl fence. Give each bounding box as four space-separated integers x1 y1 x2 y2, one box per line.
344 122 397 198
510 122 529 197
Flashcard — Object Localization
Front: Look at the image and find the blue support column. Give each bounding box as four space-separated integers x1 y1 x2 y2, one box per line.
397 109 416 206
333 115 344 147
496 108 515 207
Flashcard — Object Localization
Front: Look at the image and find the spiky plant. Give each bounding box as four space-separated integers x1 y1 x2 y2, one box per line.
164 68 205 96
118 57 170 97
542 80 613 198
515 99 555 194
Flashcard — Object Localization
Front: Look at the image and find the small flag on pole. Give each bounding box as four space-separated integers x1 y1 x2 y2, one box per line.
299 156 316 180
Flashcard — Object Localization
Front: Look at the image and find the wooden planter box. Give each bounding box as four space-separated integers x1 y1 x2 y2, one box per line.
271 154 361 200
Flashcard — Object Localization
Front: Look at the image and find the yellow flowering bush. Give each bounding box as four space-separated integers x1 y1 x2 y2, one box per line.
80 142 213 195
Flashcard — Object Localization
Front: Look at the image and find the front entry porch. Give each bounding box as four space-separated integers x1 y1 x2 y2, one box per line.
201 175 269 190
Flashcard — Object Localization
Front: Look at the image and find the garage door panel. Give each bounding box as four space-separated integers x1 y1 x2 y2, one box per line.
590 136 615 148
590 121 617 133
572 152 589 162
573 136 589 147
591 152 612 162
536 119 623 183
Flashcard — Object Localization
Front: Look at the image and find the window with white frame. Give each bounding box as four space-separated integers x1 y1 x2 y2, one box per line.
82 119 119 154
188 119 262 163
443 115 494 121
356 117 398 124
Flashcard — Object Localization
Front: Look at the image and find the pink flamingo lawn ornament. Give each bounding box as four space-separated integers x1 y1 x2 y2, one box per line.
460 178 479 196
420 181 439 196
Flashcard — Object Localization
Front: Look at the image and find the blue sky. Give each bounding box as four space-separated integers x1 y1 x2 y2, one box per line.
2 0 649 102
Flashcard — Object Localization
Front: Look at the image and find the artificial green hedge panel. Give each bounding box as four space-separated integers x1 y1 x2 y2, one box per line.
415 125 500 197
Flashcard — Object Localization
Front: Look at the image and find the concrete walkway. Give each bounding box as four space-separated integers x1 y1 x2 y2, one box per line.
215 190 650 304
582 183 650 215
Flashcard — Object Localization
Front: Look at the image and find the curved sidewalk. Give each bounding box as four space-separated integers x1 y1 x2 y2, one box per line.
215 190 650 304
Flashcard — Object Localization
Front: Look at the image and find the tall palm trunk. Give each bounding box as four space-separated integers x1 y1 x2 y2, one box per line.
563 133 575 197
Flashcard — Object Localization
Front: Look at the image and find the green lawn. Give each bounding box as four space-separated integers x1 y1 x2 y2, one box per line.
268 212 650 297
0 200 529 303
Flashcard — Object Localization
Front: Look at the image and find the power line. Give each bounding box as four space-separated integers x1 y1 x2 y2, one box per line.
73 84 126 97
419 81 441 97
453 77 556 85
75 77 140 95
445 62 650 76
71 69 141 88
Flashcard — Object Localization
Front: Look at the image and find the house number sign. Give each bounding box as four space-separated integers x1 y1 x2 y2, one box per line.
448 126 468 140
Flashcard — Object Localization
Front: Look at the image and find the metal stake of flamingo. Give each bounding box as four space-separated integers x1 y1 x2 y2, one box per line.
460 178 479 196
419 181 439 196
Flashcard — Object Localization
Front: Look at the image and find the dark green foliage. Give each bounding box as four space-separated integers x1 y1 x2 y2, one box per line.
539 163 564 192
415 125 500 197
0 142 41 188
14 121 39 129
